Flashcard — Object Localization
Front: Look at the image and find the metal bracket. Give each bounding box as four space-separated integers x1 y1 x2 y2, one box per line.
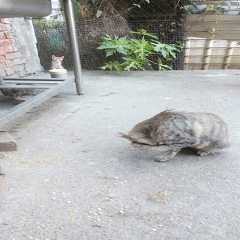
0 77 74 127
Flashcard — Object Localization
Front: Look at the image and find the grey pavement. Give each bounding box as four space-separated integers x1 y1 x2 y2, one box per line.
0 70 240 240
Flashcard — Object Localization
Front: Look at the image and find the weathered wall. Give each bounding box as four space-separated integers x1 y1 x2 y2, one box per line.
0 18 43 78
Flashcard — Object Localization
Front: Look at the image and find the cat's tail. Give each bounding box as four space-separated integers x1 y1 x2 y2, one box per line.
118 132 131 140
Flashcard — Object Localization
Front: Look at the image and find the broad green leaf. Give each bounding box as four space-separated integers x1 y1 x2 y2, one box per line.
100 61 123 73
130 29 158 39
106 50 114 57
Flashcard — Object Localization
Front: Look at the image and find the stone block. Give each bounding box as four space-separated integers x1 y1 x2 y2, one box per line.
0 132 17 152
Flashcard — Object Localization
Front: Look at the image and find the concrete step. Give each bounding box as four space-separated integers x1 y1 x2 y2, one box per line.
0 132 17 152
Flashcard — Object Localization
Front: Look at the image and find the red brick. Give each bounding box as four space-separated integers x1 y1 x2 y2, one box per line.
0 62 6 69
0 48 6 55
0 19 9 24
15 52 22 58
0 55 5 62
0 32 5 39
12 45 20 52
4 33 12 39
13 64 25 72
6 60 15 67
5 68 14 76
5 52 21 60
5 53 15 60
5 46 13 53
14 58 26 65
0 39 13 47
0 23 8 30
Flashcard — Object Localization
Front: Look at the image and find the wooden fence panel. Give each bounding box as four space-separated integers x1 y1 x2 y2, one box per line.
184 15 240 70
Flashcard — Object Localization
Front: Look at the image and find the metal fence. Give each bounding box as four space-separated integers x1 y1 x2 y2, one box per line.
33 0 185 71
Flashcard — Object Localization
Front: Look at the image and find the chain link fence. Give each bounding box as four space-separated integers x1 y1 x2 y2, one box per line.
33 0 185 71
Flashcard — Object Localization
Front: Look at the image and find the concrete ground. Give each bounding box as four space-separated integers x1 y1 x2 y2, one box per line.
0 70 240 240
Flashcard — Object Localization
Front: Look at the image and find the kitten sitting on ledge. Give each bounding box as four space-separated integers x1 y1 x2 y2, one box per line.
51 55 64 70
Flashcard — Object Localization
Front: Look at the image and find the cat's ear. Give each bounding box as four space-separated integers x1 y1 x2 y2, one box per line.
52 55 55 59
61 56 64 60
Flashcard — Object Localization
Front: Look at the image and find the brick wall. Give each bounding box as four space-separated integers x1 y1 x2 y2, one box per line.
0 19 26 78
0 18 43 78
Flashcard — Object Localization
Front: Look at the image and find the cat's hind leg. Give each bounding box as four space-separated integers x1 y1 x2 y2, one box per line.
155 148 181 162
196 147 222 157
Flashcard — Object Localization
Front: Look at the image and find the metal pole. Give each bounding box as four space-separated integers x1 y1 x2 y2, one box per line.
63 0 84 95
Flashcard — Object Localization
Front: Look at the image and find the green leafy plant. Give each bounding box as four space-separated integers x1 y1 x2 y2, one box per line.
97 29 183 73
32 19 63 28
213 5 225 14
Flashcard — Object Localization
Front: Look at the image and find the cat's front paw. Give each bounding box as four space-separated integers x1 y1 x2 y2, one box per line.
196 150 210 157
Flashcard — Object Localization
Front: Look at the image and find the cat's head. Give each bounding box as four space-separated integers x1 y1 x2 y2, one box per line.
52 55 64 62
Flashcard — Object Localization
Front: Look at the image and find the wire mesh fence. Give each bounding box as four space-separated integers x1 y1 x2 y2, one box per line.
33 0 185 71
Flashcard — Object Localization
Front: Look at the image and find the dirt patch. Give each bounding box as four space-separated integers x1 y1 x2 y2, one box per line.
147 190 171 203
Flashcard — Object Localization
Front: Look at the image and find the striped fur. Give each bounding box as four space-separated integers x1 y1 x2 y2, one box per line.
120 110 231 162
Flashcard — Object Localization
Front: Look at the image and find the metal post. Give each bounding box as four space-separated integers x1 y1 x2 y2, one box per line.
63 0 84 95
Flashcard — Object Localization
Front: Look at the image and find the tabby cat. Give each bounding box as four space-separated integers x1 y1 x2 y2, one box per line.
0 77 25 99
120 110 231 162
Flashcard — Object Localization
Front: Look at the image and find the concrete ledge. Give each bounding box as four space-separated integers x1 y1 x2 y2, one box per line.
0 132 17 152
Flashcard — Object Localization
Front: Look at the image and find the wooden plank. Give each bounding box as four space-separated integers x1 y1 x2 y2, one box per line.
185 14 240 22
185 14 240 40
185 22 240 31
223 41 235 69
184 31 240 40
203 40 214 70
193 1 240 5
184 39 191 70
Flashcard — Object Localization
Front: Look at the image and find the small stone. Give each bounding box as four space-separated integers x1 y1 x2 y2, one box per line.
92 224 102 228
187 226 191 229
152 229 157 231
67 201 71 203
